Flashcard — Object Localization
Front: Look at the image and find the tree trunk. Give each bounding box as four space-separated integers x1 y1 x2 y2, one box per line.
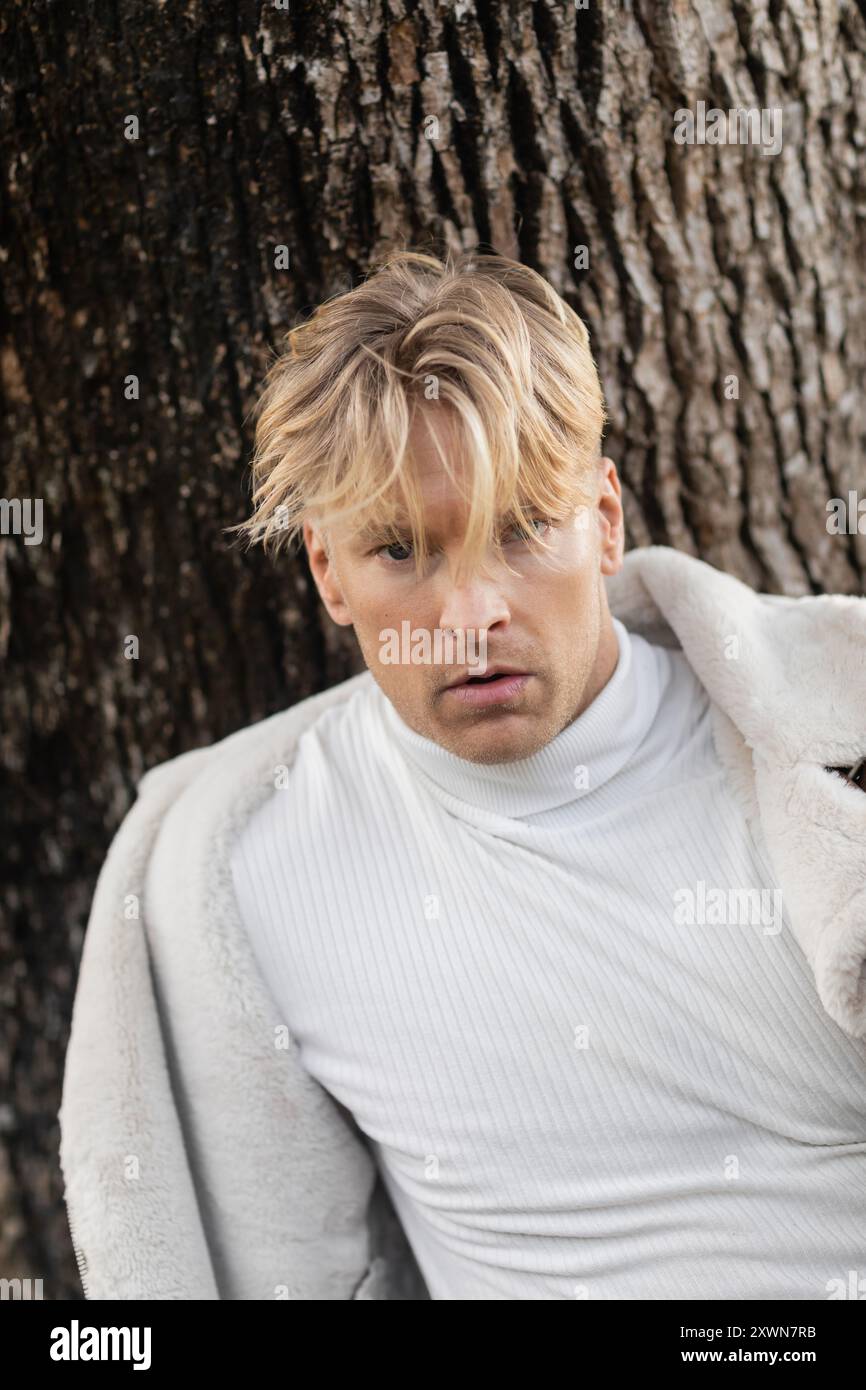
2 0 864 1297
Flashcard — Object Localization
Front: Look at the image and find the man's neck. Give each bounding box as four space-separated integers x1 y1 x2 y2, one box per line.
565 611 621 732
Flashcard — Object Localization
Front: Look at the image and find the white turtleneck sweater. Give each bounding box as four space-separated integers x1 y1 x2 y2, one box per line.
230 619 866 1300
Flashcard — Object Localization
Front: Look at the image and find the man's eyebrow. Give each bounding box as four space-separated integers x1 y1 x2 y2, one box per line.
356 519 413 543
355 507 538 545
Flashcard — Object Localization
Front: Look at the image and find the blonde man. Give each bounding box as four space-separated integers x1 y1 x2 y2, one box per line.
61 249 866 1301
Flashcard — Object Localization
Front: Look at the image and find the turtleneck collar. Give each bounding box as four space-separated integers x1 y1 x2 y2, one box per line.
373 618 668 820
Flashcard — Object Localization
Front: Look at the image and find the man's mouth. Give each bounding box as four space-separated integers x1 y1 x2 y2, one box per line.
441 668 532 707
444 665 528 689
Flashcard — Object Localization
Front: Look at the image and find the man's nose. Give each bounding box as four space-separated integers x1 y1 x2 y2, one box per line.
438 576 510 638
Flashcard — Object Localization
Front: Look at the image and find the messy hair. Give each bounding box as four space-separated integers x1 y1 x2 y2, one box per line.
229 247 606 582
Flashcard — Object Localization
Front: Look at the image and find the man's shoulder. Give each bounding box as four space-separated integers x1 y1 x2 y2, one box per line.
136 669 374 808
116 670 375 908
133 670 376 944
230 673 389 885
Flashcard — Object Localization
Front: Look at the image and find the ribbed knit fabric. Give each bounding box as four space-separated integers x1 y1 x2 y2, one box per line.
230 619 866 1300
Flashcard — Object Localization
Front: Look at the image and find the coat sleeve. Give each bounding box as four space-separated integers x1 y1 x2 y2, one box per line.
60 687 419 1299
58 756 220 1298
138 726 383 1300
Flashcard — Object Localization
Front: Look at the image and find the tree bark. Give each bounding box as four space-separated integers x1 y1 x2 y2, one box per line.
1 0 864 1296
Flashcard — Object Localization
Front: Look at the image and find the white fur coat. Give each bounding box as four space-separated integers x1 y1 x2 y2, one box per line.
58 545 866 1299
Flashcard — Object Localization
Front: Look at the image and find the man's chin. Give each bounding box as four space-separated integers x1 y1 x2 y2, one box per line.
429 709 546 765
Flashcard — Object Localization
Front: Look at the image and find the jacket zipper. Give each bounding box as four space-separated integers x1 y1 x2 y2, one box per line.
66 1204 91 1298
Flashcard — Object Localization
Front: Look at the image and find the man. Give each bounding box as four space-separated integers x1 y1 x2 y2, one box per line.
60 249 866 1301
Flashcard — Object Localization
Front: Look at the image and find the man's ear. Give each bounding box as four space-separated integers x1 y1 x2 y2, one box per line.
597 456 625 577
302 520 354 626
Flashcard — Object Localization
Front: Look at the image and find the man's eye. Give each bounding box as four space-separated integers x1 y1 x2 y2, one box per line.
376 539 414 564
373 518 551 563
503 517 552 543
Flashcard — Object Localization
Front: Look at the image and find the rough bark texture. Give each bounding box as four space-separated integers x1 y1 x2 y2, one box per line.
2 0 865 1297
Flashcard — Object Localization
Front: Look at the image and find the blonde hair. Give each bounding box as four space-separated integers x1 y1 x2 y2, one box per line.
229 247 606 581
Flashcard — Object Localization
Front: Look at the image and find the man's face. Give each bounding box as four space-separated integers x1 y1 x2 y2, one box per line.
304 407 625 764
